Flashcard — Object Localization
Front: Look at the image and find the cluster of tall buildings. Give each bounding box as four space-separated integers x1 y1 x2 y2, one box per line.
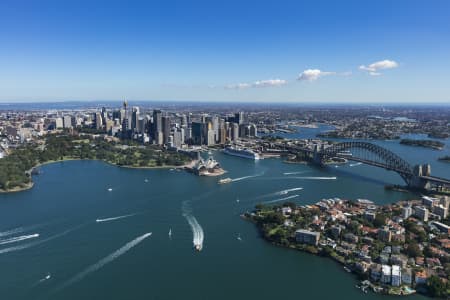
0 102 259 149
89 102 258 148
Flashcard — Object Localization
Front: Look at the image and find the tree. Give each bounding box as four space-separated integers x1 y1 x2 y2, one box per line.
406 242 423 258
426 275 448 298
373 213 387 227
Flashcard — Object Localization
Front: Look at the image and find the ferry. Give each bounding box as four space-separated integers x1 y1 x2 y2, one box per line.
223 146 261 160
218 177 232 184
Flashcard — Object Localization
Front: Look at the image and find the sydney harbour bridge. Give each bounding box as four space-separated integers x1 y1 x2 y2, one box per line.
277 141 450 190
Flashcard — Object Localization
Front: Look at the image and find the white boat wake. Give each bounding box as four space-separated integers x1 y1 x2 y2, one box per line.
292 176 337 180
96 214 136 223
57 232 152 291
39 273 51 282
231 172 264 182
0 233 39 245
349 162 362 167
275 187 303 195
0 223 86 256
182 200 204 250
283 171 307 175
264 194 300 204
0 223 44 238
31 273 52 288
185 215 204 250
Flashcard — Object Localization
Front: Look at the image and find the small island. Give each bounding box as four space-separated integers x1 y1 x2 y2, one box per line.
438 156 450 163
0 133 193 193
244 196 450 298
400 139 445 150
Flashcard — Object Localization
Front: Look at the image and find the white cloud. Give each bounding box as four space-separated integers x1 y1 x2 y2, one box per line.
225 83 251 89
252 79 287 88
298 69 335 81
226 79 287 89
359 59 398 75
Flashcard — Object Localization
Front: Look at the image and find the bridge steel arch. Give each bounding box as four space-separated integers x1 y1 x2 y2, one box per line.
319 141 414 184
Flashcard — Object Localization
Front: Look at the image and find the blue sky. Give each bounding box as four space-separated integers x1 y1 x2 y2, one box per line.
0 0 449 103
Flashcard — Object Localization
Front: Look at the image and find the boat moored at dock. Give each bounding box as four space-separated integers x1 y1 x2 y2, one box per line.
223 146 261 160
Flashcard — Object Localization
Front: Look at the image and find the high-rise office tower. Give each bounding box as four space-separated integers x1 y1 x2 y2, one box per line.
191 122 203 145
131 107 140 132
95 112 103 129
212 115 219 143
161 115 171 144
232 123 239 141
121 100 130 138
235 112 245 125
152 110 162 140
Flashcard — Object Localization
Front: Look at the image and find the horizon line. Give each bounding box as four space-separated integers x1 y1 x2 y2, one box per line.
0 99 450 106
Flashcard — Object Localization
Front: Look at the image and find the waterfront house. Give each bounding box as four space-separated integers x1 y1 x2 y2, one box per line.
355 261 371 274
295 229 320 246
414 269 428 285
381 265 392 284
370 264 382 282
391 265 401 287
402 268 413 285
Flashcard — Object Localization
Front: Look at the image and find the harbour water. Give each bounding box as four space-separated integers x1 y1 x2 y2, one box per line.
0 129 448 299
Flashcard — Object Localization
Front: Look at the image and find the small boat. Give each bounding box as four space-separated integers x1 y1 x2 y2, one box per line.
344 266 352 273
237 233 242 241
107 188 113 192
45 274 51 280
236 198 240 203
144 178 149 183
168 228 172 237
208 151 212 155
218 178 232 184
194 244 202 251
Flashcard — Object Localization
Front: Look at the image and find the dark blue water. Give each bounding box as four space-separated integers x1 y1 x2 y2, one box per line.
1 125 447 299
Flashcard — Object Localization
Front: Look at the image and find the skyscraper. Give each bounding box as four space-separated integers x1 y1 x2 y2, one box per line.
95 112 103 130
152 110 162 141
235 112 245 125
212 115 219 143
162 115 171 144
121 100 130 138
191 121 203 145
131 107 140 132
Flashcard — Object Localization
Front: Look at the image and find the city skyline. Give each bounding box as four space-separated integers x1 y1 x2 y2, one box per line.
1 0 450 103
